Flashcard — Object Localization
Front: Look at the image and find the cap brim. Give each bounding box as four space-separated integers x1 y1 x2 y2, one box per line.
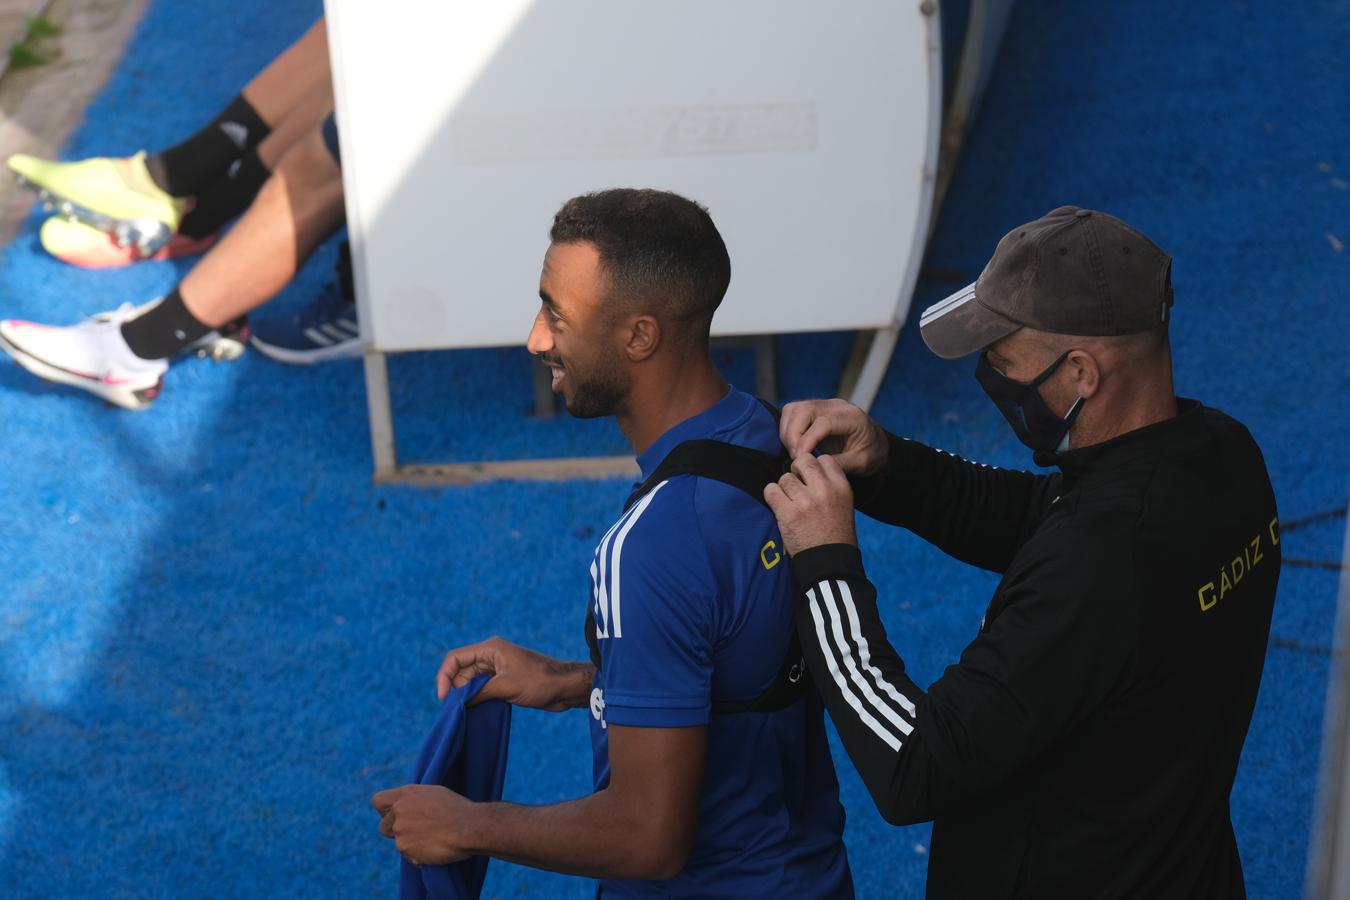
919 282 1022 359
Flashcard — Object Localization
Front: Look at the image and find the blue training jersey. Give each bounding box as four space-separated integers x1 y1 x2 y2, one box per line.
402 674 510 900
587 388 852 898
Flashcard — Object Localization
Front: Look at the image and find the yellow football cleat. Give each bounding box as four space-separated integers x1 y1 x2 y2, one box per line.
7 151 186 256
38 216 217 269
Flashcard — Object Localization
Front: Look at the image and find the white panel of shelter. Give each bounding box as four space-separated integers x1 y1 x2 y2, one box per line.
325 0 938 352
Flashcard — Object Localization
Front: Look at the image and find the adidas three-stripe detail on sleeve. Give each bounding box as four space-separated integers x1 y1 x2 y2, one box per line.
805 577 916 751
789 543 974 828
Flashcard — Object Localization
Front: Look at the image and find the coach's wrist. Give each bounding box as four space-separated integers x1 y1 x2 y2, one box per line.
789 543 867 592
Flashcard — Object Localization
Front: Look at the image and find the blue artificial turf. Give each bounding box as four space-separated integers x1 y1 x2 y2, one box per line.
0 1 1347 897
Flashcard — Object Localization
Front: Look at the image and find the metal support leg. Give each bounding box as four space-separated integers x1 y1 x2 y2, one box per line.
1308 512 1350 898
935 0 1017 215
838 330 874 402
838 326 901 413
532 359 558 418
366 347 637 485
710 334 779 402
364 349 398 481
362 330 872 483
751 334 779 403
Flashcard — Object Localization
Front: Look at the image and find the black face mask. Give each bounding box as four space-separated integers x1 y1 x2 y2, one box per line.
975 351 1085 466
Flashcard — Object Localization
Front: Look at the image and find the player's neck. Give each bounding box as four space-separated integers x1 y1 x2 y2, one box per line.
618 354 728 457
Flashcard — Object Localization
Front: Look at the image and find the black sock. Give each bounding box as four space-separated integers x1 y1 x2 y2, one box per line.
120 288 214 360
146 94 270 197
177 149 270 239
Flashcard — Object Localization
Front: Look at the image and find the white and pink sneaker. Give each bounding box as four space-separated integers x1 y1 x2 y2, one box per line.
0 304 168 409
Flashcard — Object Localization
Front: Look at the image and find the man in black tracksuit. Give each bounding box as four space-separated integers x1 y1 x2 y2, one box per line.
765 207 1280 898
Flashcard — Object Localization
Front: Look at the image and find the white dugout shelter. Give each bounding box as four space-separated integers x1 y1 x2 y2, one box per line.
324 1 1013 483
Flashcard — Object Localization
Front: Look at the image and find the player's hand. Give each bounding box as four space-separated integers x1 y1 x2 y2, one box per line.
779 399 889 476
764 454 858 556
373 784 473 867
437 637 591 711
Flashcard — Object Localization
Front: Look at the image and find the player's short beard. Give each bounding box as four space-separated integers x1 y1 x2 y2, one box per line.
564 341 630 419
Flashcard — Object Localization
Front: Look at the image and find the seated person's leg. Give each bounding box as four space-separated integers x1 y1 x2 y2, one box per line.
147 16 331 198
34 81 334 270
234 18 331 146
171 86 335 245
6 17 331 265
249 114 361 365
174 122 344 332
0 123 345 409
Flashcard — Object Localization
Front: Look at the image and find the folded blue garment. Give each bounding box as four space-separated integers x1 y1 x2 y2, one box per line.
400 674 512 900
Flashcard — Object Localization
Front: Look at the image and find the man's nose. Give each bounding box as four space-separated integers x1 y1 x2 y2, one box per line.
526 312 552 356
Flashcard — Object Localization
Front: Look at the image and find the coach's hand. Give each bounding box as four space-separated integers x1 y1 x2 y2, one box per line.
437 637 594 710
779 399 889 476
373 784 472 867
764 454 857 556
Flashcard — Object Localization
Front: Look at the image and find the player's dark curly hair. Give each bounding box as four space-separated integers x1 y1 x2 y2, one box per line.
550 188 731 340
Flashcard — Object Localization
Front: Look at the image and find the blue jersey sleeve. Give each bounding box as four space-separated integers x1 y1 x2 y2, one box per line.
594 480 719 728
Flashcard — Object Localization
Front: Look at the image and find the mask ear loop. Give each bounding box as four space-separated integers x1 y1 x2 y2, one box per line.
1055 394 1087 452
1042 349 1085 453
1027 350 1073 387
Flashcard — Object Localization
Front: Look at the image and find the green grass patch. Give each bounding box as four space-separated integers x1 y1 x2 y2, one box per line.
8 15 62 70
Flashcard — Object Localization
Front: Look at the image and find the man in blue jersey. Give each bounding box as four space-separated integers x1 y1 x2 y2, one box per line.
373 188 853 896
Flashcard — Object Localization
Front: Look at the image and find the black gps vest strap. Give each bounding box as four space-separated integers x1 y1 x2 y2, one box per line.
622 397 785 514
623 439 790 513
585 402 809 714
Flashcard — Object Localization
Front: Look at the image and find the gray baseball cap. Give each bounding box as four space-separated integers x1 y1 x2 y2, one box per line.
920 206 1174 359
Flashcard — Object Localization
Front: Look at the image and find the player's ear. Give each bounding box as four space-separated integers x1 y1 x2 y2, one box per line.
624 314 661 362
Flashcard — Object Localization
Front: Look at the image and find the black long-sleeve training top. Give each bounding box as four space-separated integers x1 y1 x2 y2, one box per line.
790 400 1280 899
